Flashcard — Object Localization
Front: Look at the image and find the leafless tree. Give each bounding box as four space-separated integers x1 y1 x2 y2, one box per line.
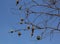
9 0 60 40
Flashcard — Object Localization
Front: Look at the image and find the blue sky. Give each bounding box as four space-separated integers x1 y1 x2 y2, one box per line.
0 0 60 44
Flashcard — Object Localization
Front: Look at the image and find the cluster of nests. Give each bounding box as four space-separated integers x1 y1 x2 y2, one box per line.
9 28 41 40
16 0 58 6
10 0 60 40
9 18 42 40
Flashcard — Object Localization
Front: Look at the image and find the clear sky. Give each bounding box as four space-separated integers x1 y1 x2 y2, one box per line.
0 0 60 44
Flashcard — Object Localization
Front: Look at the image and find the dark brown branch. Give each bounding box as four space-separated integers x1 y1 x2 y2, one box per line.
31 11 60 17
24 22 60 32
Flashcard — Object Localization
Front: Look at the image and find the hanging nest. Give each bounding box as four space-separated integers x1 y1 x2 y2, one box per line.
10 30 14 33
18 32 21 36
36 36 42 40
